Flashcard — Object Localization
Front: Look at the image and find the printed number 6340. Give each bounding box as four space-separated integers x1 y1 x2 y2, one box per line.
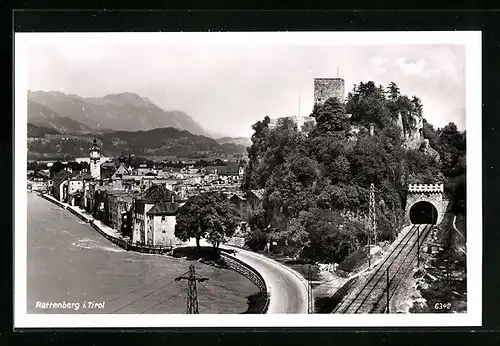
434 302 452 310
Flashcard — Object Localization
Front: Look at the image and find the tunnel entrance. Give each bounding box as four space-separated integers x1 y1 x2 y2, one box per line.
410 201 438 224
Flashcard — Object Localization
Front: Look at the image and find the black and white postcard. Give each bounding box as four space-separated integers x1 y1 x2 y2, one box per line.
14 31 481 328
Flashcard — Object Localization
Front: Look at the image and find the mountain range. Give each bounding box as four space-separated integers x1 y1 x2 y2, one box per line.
28 90 206 135
27 90 251 160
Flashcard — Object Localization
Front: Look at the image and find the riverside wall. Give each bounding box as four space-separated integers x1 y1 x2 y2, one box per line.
220 251 270 313
37 192 270 313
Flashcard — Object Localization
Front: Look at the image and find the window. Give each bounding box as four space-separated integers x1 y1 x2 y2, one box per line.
161 216 166 222
162 230 166 234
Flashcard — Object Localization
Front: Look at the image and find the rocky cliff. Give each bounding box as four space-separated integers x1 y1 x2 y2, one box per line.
395 111 440 163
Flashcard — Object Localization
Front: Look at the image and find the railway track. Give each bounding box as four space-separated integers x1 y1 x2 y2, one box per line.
333 224 432 314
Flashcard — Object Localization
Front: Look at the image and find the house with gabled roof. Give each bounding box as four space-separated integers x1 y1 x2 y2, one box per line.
51 170 72 202
111 163 131 180
132 184 185 247
67 172 92 206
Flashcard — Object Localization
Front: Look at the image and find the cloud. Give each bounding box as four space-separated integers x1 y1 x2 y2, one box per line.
395 57 428 76
27 43 466 136
370 57 390 74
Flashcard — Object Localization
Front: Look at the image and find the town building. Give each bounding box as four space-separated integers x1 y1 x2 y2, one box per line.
111 163 131 181
106 190 136 238
67 172 92 206
28 171 51 192
89 139 102 180
132 184 185 246
268 115 316 132
51 170 72 202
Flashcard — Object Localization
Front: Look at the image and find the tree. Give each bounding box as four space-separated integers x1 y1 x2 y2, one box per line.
387 82 400 102
278 212 311 257
242 116 271 191
300 209 366 263
346 81 391 129
49 161 65 178
174 192 240 249
242 79 464 262
311 97 350 135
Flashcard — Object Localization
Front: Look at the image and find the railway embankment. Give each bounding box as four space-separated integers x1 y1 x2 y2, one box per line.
327 224 433 314
406 212 467 314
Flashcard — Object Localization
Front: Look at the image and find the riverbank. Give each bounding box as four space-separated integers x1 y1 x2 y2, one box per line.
36 192 269 313
39 193 178 254
28 193 263 315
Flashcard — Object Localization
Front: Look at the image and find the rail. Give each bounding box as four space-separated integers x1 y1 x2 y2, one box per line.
220 251 270 314
371 224 433 313
334 224 432 314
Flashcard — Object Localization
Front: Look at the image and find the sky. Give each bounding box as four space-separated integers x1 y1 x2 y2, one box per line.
27 42 466 138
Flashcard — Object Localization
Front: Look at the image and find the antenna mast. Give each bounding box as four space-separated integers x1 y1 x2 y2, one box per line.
298 93 301 117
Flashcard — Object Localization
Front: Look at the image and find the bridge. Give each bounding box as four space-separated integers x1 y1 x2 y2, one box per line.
405 183 449 225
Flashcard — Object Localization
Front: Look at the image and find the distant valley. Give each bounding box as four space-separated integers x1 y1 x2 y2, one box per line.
27 90 250 160
27 124 248 161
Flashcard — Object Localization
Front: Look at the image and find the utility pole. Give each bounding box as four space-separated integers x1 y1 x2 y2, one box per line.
386 266 390 314
307 265 314 314
417 224 420 268
175 265 209 314
368 183 377 268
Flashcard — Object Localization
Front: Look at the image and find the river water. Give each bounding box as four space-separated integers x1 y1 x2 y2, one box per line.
27 192 259 314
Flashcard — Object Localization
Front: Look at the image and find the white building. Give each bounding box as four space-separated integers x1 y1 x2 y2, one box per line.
269 115 316 131
89 139 101 180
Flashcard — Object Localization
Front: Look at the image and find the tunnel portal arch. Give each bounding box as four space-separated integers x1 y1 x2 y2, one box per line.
409 201 438 224
405 183 446 225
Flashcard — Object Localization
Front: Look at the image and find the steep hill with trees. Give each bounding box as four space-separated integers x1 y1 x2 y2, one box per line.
242 81 466 264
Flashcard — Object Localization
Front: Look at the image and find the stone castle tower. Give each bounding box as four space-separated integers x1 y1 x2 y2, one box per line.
314 78 345 105
89 138 101 180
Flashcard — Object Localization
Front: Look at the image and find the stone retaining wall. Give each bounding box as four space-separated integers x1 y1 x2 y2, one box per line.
220 251 270 313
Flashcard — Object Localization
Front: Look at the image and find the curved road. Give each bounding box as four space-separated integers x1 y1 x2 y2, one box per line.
39 195 307 314
221 245 309 314
191 239 308 314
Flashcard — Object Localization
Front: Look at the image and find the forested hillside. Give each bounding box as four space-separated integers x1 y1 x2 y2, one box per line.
28 126 248 160
242 81 466 263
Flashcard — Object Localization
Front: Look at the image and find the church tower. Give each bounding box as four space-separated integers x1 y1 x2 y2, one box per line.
89 139 101 180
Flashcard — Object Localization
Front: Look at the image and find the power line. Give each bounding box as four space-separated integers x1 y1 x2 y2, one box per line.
108 278 181 314
175 265 209 314
85 266 232 314
139 288 187 314
83 274 179 313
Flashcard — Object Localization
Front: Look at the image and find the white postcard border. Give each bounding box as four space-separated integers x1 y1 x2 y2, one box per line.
15 31 482 328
